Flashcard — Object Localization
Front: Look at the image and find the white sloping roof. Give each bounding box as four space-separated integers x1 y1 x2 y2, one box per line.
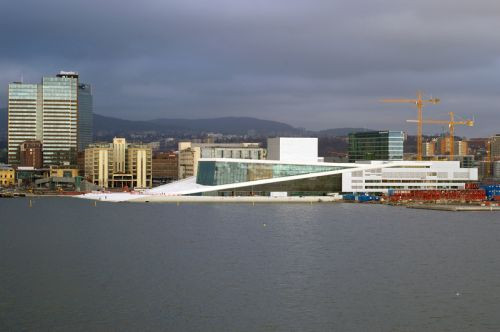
79 160 424 202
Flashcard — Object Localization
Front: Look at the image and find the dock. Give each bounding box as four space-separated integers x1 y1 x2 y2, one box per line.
407 204 500 212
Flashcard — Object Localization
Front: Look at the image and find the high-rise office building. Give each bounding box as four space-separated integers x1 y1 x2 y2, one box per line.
348 131 404 162
7 83 42 164
7 71 93 166
77 83 93 151
42 72 78 165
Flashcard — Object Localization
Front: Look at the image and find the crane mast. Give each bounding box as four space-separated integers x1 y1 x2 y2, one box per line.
406 112 474 160
381 91 440 161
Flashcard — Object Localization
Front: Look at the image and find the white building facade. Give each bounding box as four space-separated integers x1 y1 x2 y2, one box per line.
342 161 478 193
267 137 318 163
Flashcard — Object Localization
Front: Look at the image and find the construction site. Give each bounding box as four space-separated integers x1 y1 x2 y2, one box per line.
350 91 499 208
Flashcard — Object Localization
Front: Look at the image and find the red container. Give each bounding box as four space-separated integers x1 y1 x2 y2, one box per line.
465 183 479 190
388 189 486 202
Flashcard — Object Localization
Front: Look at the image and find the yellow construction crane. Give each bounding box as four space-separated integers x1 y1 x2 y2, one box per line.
486 139 492 178
406 112 474 160
381 91 440 160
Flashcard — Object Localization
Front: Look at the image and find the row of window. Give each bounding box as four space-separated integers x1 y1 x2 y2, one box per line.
198 161 348 186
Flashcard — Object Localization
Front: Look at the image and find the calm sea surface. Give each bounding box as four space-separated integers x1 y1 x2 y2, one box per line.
1 197 500 331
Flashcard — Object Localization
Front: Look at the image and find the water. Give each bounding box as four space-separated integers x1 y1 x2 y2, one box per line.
1 198 499 331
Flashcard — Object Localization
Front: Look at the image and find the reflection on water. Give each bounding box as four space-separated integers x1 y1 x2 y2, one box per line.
1 198 499 331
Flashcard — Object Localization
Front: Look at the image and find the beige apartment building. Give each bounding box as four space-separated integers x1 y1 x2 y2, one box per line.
491 134 500 161
178 145 201 179
177 142 266 179
436 137 468 156
422 141 436 157
85 138 152 189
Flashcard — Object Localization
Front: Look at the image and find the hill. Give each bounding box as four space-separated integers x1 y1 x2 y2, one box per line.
0 108 375 140
93 114 301 137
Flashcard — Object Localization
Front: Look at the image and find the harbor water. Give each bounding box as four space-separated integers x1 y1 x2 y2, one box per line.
1 197 499 331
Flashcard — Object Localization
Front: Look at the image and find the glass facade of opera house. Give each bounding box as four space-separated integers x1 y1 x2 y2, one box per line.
196 160 350 196
197 161 349 186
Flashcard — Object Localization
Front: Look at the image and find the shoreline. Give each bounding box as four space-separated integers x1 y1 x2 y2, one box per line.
3 193 499 210
406 204 500 212
122 195 343 203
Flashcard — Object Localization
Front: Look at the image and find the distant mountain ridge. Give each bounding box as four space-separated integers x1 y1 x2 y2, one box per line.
93 113 301 136
93 113 374 137
0 108 373 139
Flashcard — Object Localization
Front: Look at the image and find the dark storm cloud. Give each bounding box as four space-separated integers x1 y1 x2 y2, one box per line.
0 0 499 135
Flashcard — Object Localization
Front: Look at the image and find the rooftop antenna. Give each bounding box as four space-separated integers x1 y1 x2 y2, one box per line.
20 71 24 83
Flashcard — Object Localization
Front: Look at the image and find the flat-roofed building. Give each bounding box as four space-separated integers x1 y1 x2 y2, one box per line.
437 136 468 156
490 134 500 161
42 73 78 165
422 141 436 157
49 165 80 178
77 83 93 151
8 71 93 166
0 165 16 187
178 147 200 179
7 83 41 164
152 151 178 184
19 140 43 168
494 161 500 179
85 138 152 189
342 160 477 193
455 140 468 156
15 167 50 186
85 143 114 188
348 131 404 162
267 137 318 163
177 142 265 179
127 144 152 189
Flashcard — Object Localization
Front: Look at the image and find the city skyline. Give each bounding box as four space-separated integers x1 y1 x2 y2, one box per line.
0 0 499 136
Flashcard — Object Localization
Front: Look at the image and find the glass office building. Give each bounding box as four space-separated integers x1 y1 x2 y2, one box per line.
7 83 42 164
42 74 79 165
348 131 404 162
7 72 93 166
77 83 93 151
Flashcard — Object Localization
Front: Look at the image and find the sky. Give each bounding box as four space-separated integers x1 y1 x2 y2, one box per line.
0 0 499 136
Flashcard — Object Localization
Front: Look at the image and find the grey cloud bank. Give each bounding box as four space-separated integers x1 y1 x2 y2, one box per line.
0 0 499 135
